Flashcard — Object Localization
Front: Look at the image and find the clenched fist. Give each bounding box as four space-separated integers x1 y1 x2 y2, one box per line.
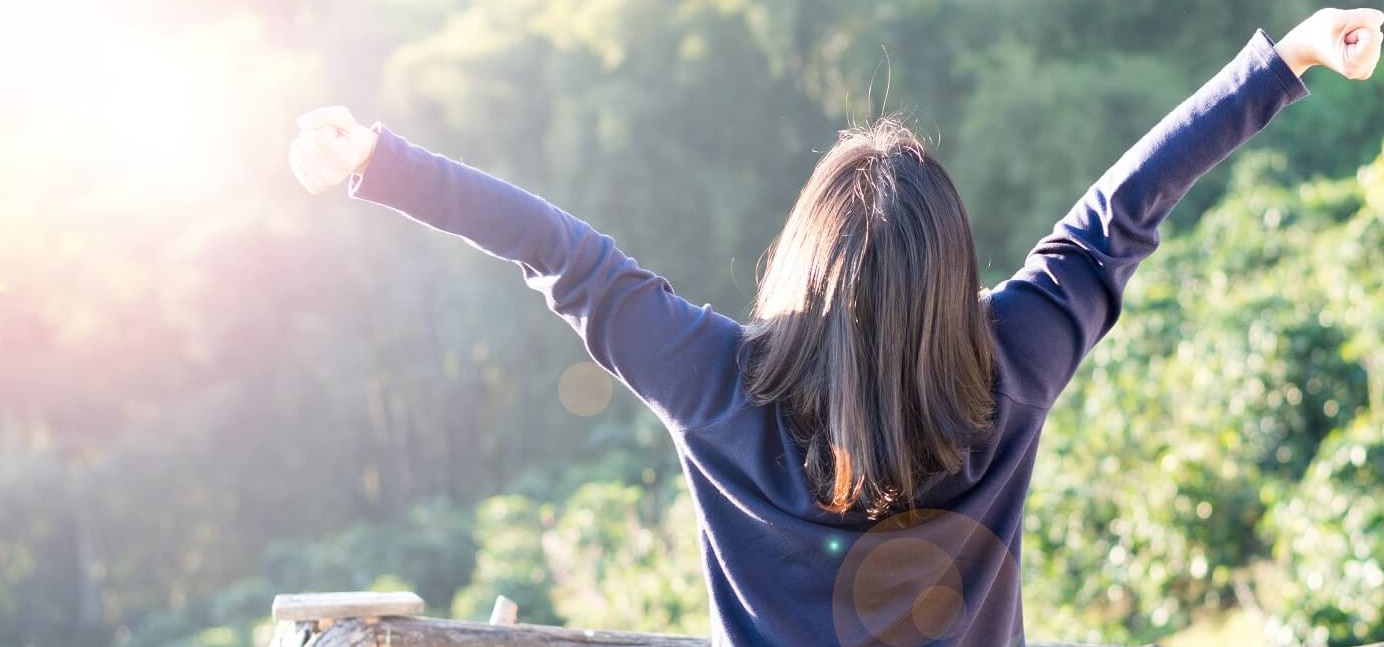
289 106 379 195
1277 8 1384 79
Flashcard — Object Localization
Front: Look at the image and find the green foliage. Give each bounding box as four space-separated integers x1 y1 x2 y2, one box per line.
261 499 476 610
116 498 474 646
448 479 706 633
1265 414 1384 647
545 482 707 634
1257 145 1384 647
450 495 562 625
1257 73 1384 185
956 49 1188 262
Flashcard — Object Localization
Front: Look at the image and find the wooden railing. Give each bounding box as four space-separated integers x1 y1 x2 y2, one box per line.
264 592 1158 647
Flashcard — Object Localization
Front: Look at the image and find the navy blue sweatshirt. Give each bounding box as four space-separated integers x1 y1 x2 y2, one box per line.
350 31 1306 646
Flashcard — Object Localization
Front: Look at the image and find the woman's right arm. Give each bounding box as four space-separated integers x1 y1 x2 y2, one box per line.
987 9 1382 408
289 112 748 433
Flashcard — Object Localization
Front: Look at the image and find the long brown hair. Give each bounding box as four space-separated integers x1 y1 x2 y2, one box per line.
743 117 996 519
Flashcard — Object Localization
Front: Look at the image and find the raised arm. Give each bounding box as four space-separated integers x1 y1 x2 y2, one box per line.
987 9 1383 408
288 112 747 432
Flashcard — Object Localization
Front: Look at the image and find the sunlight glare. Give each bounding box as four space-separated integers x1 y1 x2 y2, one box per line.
0 2 105 87
5 2 243 202
92 38 235 186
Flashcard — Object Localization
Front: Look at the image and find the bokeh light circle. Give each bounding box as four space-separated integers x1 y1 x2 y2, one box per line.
558 361 613 417
832 508 1022 646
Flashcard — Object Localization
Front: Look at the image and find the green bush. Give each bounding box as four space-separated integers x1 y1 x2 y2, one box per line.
1265 414 1384 646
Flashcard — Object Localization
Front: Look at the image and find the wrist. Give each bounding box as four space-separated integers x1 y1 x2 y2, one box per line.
1275 34 1316 77
352 129 380 177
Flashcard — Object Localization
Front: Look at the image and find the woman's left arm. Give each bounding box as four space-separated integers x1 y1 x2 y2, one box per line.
987 8 1382 407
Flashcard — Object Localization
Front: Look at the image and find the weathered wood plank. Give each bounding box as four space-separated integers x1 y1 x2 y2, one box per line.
308 616 1157 647
272 591 425 622
315 617 707 646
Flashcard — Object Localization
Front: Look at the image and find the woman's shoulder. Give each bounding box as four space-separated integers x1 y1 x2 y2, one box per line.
983 283 1076 410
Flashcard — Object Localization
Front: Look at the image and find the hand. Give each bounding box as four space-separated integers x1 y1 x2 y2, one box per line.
1277 8 1384 79
289 106 379 195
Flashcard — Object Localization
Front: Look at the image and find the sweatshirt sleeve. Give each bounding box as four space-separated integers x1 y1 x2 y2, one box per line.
988 30 1308 407
348 133 747 431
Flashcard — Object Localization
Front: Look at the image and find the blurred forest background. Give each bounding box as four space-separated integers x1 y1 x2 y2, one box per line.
2 0 1383 645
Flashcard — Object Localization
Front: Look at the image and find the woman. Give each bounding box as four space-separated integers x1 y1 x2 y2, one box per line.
290 9 1382 646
